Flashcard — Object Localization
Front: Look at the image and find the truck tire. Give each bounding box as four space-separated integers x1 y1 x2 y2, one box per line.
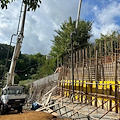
0 104 5 115
18 106 22 113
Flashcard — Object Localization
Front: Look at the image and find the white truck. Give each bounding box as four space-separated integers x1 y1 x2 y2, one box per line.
0 3 27 114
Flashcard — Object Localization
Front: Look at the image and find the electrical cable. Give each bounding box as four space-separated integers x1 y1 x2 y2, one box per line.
15 64 38 73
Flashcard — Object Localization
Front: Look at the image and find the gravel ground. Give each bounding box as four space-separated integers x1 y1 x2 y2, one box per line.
0 111 72 120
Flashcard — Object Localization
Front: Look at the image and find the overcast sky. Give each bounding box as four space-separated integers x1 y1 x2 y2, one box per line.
0 0 120 55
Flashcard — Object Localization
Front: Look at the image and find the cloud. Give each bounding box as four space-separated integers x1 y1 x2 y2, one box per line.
1 0 120 55
22 0 80 55
0 1 21 44
0 0 81 55
91 1 120 40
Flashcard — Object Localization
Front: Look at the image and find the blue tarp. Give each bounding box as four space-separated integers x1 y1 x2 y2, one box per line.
31 102 41 110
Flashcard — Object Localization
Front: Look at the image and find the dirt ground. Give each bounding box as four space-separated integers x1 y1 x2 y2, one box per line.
0 111 72 120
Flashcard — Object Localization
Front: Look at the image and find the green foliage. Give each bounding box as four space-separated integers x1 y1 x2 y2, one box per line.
95 31 119 56
19 79 35 86
0 43 47 82
0 0 10 9
16 53 46 80
51 17 92 57
36 57 56 79
14 74 20 84
0 44 13 64
20 84 31 95
0 43 57 86
0 0 41 11
23 0 41 11
95 31 118 43
24 84 30 95
0 44 14 79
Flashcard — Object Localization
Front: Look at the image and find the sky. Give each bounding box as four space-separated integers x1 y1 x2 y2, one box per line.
0 0 120 55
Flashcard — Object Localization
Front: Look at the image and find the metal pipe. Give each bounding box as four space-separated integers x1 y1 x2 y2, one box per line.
17 1 24 34
20 3 27 35
76 0 82 30
2 34 17 86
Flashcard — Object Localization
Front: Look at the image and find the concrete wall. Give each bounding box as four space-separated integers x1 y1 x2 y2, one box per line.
29 73 59 102
33 73 59 87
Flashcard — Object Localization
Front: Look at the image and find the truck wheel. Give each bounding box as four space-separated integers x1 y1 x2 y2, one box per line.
0 105 5 115
18 106 22 113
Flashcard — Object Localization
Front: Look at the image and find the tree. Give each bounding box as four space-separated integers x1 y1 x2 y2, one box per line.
15 53 45 80
50 17 92 57
95 31 119 56
14 74 20 84
0 43 56 83
0 0 41 11
36 57 56 79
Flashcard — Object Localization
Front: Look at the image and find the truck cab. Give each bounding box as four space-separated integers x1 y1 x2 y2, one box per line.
0 86 26 114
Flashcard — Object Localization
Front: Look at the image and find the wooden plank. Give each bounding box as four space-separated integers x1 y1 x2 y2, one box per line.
43 86 57 97
43 109 59 116
36 103 59 111
45 92 52 106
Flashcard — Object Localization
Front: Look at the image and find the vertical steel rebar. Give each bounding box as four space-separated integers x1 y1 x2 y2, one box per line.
71 32 75 102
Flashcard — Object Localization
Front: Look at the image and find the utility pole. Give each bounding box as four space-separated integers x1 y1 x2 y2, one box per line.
71 0 82 101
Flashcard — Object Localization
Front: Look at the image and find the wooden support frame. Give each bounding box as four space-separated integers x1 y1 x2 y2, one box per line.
57 35 120 116
81 49 85 103
85 48 88 103
111 38 114 62
95 50 98 107
115 53 118 113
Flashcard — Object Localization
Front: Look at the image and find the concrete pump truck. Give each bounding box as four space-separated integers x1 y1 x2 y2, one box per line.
0 2 27 114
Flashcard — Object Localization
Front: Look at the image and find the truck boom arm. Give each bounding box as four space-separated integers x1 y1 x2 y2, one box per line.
7 4 27 86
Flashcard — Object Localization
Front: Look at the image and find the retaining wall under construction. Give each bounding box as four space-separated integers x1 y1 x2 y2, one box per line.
29 73 59 102
29 35 120 119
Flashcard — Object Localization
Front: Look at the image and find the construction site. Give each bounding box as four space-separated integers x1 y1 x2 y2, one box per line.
27 32 120 120
1 0 120 120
